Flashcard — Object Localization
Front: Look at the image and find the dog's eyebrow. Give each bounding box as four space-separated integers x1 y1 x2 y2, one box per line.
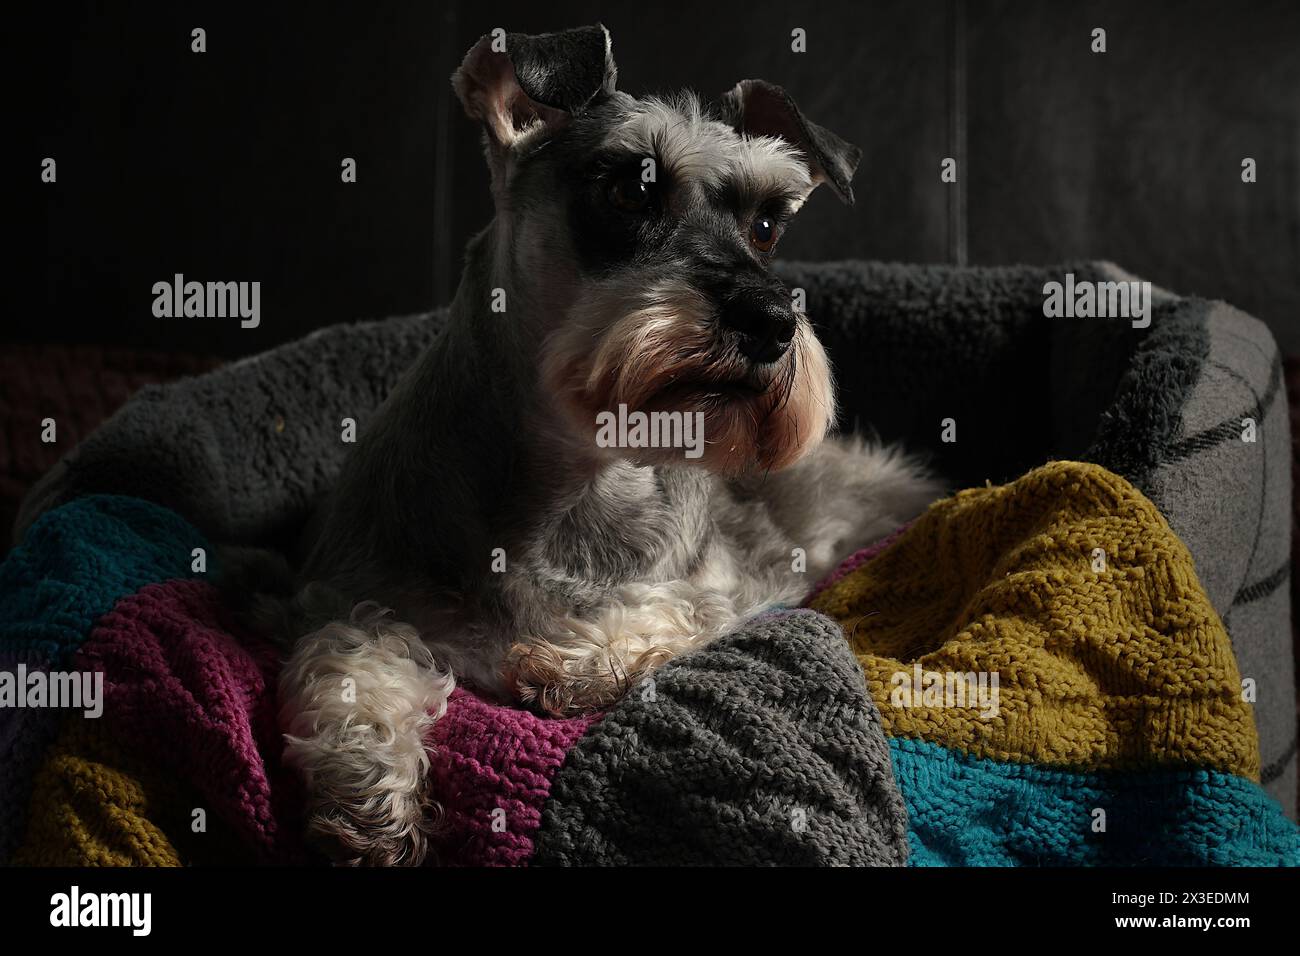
584 147 664 181
708 176 804 217
602 105 736 189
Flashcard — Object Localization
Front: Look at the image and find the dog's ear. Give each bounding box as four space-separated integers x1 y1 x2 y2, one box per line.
453 24 617 151
721 79 862 205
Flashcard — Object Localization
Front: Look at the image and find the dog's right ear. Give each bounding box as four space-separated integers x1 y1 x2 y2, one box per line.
721 79 861 205
452 24 617 153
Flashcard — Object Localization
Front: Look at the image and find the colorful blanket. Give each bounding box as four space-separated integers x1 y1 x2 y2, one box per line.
808 461 1296 865
2 464 1296 865
0 496 909 866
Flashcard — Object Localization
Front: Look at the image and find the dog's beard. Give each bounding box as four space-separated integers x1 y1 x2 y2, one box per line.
541 278 835 474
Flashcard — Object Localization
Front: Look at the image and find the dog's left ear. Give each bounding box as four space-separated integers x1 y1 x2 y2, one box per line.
721 79 862 205
453 24 617 152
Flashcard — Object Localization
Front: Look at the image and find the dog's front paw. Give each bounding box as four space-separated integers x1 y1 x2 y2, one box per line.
279 607 456 866
303 787 437 867
507 640 625 715
506 638 676 716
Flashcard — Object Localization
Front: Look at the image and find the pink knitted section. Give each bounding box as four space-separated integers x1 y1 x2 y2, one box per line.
71 578 595 865
802 522 910 605
75 578 309 862
428 690 596 866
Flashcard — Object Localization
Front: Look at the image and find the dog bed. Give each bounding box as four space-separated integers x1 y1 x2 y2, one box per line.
4 260 1297 864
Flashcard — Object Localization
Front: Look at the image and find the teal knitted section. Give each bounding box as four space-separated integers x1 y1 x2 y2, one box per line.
890 737 1300 867
0 494 210 862
0 494 209 665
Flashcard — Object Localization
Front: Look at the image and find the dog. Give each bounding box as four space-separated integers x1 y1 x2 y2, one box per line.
277 24 942 866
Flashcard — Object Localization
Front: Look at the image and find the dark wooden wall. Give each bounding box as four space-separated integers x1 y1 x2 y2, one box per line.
20 0 1300 356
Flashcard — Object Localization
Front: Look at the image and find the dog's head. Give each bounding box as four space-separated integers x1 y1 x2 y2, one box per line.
453 25 860 474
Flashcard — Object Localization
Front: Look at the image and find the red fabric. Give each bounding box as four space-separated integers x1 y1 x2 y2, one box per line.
429 691 595 866
0 344 220 554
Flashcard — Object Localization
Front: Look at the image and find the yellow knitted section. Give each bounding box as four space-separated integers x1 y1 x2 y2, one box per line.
809 461 1260 778
14 718 181 866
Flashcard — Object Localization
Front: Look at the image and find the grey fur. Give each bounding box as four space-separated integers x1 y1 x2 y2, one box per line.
276 26 938 863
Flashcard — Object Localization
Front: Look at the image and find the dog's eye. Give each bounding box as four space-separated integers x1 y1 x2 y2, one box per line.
608 174 652 213
750 217 779 253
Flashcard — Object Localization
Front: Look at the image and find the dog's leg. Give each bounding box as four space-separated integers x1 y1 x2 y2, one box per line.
278 604 455 866
505 580 740 715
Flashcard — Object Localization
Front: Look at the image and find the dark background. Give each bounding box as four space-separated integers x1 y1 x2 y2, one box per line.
16 0 1300 357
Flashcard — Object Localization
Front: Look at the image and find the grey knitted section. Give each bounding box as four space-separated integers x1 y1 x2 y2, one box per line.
532 608 910 866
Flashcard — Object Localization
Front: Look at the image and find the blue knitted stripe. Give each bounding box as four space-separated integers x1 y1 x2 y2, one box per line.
889 736 1300 866
0 494 209 862
0 494 209 664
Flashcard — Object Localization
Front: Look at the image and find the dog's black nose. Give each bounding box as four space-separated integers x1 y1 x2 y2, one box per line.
721 294 797 364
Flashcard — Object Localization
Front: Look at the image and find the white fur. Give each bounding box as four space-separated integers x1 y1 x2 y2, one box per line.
606 93 813 197
279 603 455 866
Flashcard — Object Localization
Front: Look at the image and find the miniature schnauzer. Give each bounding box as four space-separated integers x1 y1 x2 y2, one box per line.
277 24 940 866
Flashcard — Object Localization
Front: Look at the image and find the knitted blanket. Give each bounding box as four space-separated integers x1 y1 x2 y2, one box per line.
2 471 1295 865
0 496 907 866
808 461 1297 865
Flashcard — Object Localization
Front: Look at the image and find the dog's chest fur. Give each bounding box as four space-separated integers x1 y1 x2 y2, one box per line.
533 464 716 585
